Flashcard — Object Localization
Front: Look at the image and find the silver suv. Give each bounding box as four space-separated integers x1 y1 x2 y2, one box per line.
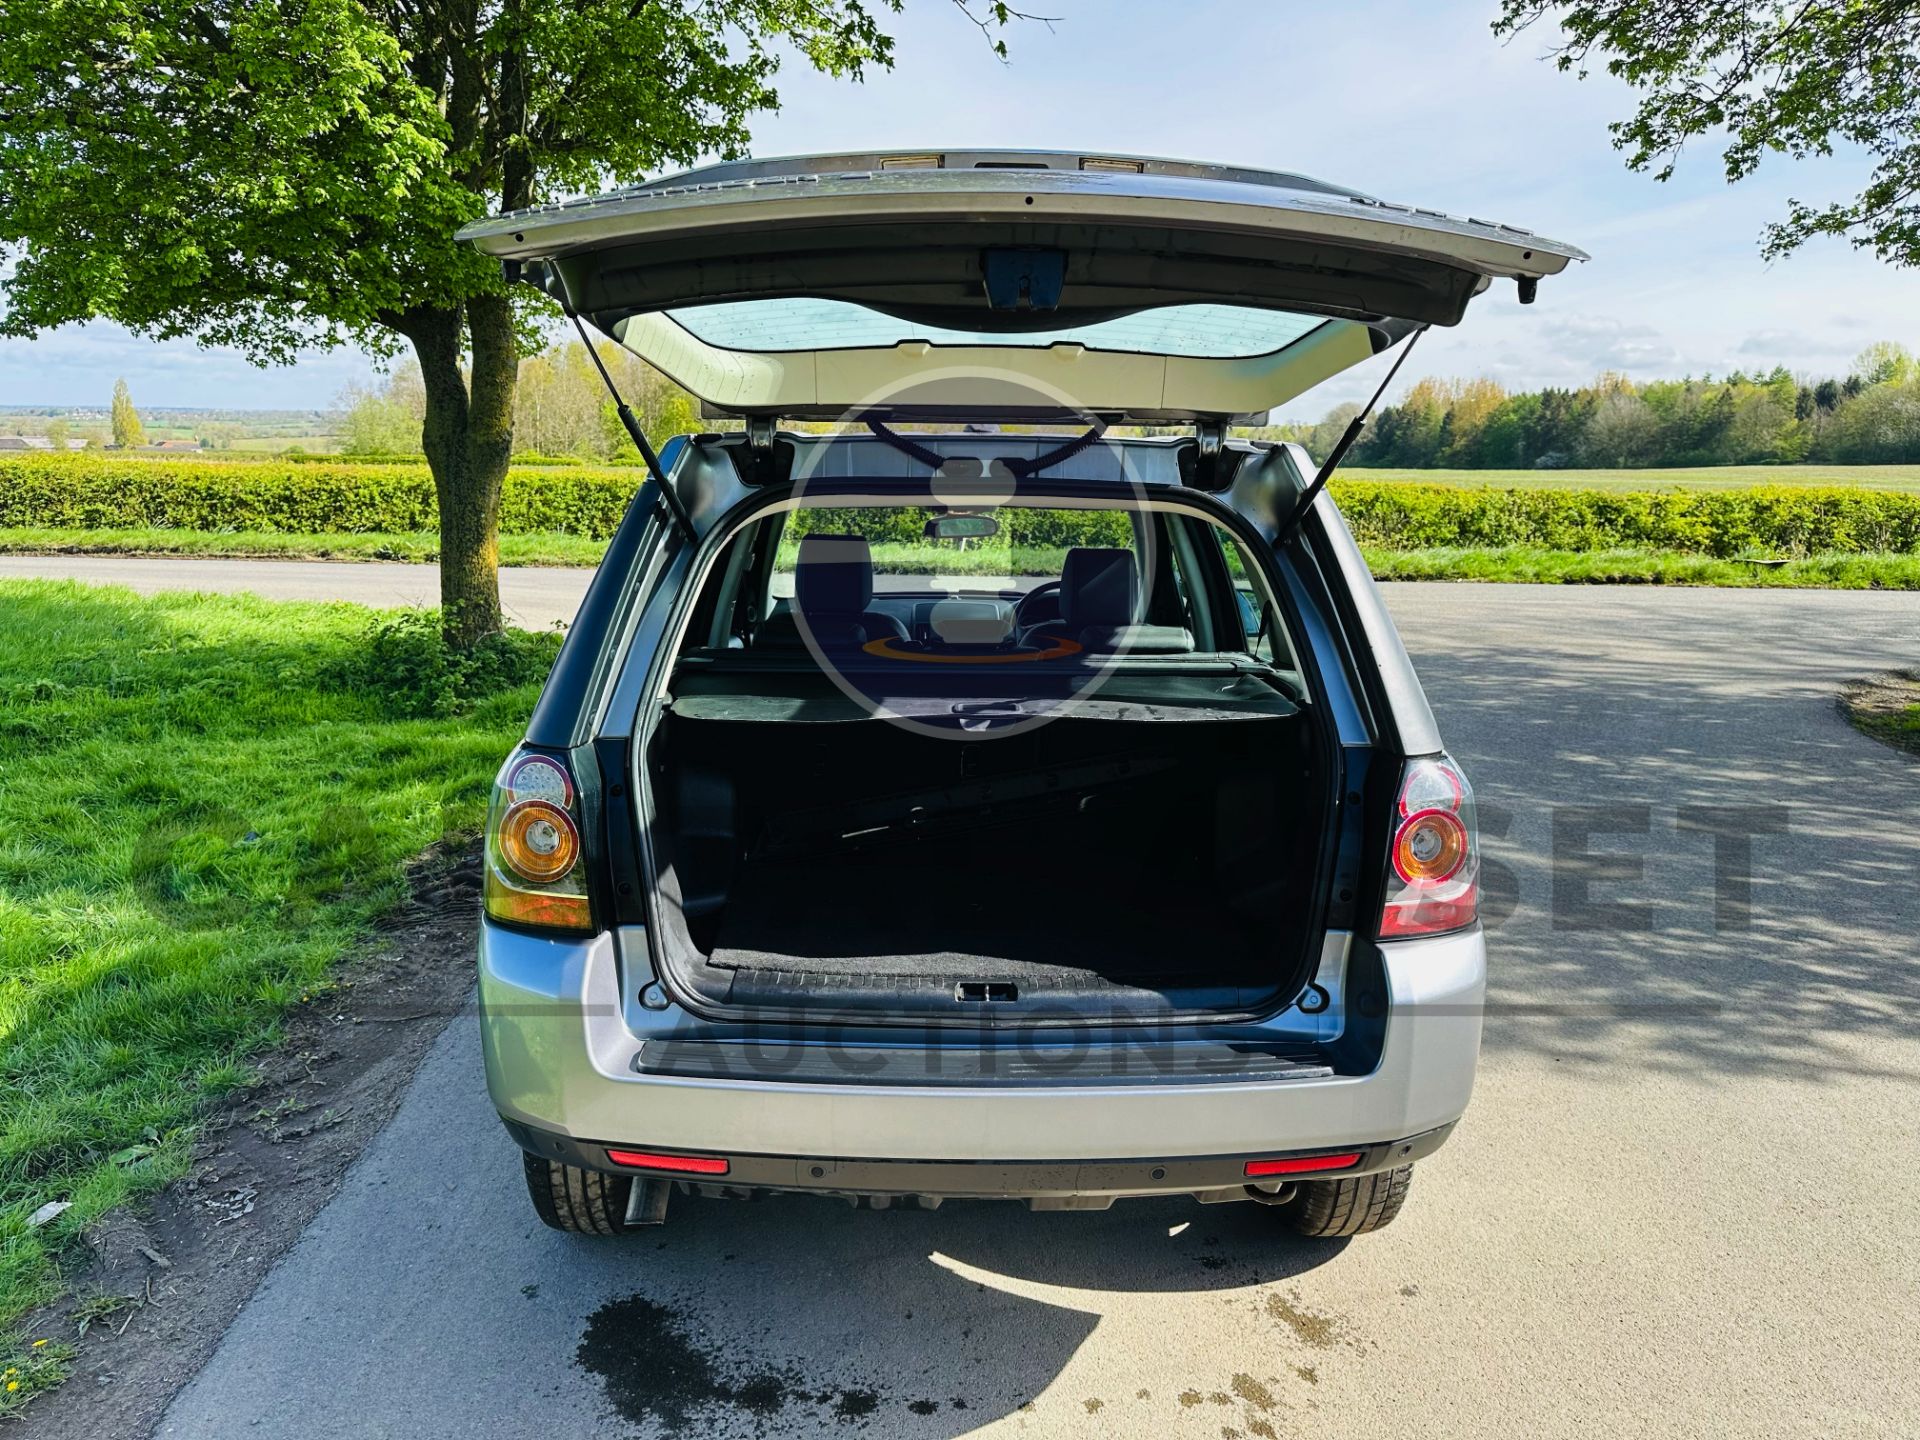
457 150 1583 1237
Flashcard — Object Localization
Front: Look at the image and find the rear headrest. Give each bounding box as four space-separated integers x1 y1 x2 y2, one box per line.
794 534 874 615
1060 547 1138 628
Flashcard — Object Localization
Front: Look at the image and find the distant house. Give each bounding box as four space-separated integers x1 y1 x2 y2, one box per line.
0 435 86 451
142 439 204 451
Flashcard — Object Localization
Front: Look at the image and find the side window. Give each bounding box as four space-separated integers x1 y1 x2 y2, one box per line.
1161 514 1210 647
1215 531 1298 674
685 515 784 649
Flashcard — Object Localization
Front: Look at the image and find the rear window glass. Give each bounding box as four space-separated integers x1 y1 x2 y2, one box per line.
679 500 1304 690
665 299 1328 359
773 506 1135 594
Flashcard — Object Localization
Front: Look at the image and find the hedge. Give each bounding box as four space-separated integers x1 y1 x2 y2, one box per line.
3 453 1917 558
786 506 1134 549
0 454 636 538
1332 481 1920 558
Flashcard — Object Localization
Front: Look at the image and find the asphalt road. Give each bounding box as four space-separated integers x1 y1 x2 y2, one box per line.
0 555 592 631
17 560 1917 1437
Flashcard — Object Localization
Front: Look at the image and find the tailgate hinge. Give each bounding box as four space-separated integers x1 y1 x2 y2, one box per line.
743 414 779 484
1190 418 1227 488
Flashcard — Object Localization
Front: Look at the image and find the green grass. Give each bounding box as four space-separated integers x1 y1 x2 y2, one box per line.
1360 546 1920 588
1344 464 1920 493
0 582 550 1379
1841 672 1920 756
0 1335 73 1416
0 527 608 568
11 529 1916 590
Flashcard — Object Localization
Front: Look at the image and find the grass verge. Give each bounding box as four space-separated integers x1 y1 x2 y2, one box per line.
1344 464 1920 493
7 529 1920 590
1359 546 1920 588
0 582 551 1404
1839 672 1920 757
0 527 606 568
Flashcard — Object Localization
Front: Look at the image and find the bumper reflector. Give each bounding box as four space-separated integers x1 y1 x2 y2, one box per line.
606 1148 730 1176
1244 1152 1362 1178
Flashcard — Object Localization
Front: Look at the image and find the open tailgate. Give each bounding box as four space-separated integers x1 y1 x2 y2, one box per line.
458 149 1585 422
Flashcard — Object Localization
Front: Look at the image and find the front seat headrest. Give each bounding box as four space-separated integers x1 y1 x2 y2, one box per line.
794 534 874 615
1059 547 1138 629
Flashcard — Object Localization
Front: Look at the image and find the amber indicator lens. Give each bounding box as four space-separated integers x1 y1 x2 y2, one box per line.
498 799 580 884
1391 808 1468 884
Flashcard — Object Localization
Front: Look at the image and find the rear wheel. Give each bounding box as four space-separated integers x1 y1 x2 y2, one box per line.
523 1153 649 1234
1276 1165 1412 1237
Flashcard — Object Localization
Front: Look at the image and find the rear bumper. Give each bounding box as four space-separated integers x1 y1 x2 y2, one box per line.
477 921 1486 1169
506 1117 1455 1205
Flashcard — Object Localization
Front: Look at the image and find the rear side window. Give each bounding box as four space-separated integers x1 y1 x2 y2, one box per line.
1211 531 1297 672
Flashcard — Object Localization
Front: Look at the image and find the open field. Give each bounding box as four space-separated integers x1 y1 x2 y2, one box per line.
1344 464 1920 492
0 583 549 1404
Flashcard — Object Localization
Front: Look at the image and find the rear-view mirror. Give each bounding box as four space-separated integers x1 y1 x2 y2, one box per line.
924 513 1000 542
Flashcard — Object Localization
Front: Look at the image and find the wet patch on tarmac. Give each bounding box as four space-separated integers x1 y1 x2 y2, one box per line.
577 1294 912 1433
1263 1289 1350 1349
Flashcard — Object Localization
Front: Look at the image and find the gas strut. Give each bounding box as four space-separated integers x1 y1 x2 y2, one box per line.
559 297 696 545
1279 326 1427 539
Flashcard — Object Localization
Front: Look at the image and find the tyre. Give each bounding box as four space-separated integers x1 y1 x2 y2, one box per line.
1276 1164 1412 1237
522 1152 654 1234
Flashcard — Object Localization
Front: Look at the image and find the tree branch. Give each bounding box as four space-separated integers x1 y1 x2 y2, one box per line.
948 0 1057 59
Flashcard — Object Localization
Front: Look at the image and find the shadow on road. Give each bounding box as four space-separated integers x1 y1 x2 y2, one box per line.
1400 589 1920 1085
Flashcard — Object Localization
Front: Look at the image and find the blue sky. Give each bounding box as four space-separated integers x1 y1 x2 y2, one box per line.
6 0 1919 420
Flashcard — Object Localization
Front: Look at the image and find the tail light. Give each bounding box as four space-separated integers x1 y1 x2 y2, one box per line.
1379 755 1478 939
484 749 591 931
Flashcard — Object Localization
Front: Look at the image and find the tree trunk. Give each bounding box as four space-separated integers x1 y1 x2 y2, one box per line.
401 297 517 648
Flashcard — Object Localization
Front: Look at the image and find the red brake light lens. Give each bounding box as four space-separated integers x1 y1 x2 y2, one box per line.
1379 756 1479 939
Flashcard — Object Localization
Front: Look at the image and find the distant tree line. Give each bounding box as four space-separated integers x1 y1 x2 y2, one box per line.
337 339 700 461
1265 342 1920 469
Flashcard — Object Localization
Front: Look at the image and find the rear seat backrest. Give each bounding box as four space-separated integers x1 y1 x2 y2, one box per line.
1059 547 1139 631
756 534 910 648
